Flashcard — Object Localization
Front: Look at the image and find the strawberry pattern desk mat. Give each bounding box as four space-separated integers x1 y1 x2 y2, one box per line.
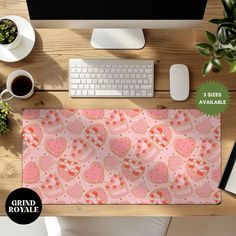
22 109 221 204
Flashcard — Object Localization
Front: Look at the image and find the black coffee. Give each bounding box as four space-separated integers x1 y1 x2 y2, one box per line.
11 76 33 96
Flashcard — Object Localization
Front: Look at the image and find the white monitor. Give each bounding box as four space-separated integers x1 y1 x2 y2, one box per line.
26 0 208 49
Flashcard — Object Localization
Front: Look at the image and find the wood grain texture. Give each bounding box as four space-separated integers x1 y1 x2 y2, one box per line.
0 0 236 216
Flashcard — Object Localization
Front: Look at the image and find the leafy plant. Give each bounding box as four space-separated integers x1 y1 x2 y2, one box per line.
0 19 18 45
0 101 10 135
196 0 236 76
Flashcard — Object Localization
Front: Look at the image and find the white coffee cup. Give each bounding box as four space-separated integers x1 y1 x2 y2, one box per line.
0 70 34 101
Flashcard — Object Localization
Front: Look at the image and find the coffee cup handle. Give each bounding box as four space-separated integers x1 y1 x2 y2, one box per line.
0 89 14 101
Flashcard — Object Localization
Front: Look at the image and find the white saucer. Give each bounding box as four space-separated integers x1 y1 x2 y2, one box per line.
0 15 35 62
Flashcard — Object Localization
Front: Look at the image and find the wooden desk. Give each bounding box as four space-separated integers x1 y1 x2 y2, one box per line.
0 0 236 216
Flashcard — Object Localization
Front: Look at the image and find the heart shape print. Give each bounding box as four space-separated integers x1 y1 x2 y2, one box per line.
109 137 131 157
45 137 67 157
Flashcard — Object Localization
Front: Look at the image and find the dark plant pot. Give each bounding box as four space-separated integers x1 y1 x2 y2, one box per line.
0 18 21 49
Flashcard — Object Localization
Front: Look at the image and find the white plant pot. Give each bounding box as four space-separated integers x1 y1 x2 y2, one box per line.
0 20 21 50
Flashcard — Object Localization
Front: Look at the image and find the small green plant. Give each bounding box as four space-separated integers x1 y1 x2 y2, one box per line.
0 19 18 45
0 101 10 135
196 0 236 76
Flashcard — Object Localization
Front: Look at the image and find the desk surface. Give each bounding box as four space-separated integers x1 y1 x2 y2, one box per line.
0 0 236 216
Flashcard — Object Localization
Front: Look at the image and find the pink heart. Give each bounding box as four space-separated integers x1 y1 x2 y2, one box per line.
131 119 147 134
196 183 212 198
196 119 212 134
83 162 104 184
45 137 67 157
39 156 55 171
174 138 195 158
67 183 83 198
148 162 168 183
23 162 40 183
109 137 131 157
168 156 184 171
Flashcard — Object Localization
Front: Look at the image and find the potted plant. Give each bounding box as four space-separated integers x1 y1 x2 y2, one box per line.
196 0 236 76
0 101 10 135
0 18 21 50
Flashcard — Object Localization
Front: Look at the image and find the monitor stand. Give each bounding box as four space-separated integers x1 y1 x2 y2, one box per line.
91 29 145 49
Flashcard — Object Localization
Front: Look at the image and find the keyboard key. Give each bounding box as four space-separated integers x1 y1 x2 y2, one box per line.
76 90 82 96
82 90 88 96
70 90 76 96
141 85 153 90
71 84 78 89
123 90 129 96
71 79 80 84
130 90 135 96
96 90 123 96
145 69 152 73
71 73 79 78
88 90 95 96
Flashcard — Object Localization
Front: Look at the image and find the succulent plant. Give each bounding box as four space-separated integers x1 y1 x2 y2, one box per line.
0 18 18 45
196 0 236 76
0 101 10 135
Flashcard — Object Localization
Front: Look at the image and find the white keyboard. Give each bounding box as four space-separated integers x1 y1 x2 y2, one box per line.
69 59 154 97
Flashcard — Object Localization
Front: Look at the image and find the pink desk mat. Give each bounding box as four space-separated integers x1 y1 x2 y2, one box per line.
22 109 221 204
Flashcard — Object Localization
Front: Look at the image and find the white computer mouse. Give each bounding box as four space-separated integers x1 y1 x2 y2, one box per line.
169 64 190 101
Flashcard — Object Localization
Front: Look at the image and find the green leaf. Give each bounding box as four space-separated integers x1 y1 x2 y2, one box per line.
205 31 216 43
196 43 213 52
222 0 233 15
229 60 236 72
202 61 213 76
197 48 210 56
211 58 223 69
217 27 229 44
